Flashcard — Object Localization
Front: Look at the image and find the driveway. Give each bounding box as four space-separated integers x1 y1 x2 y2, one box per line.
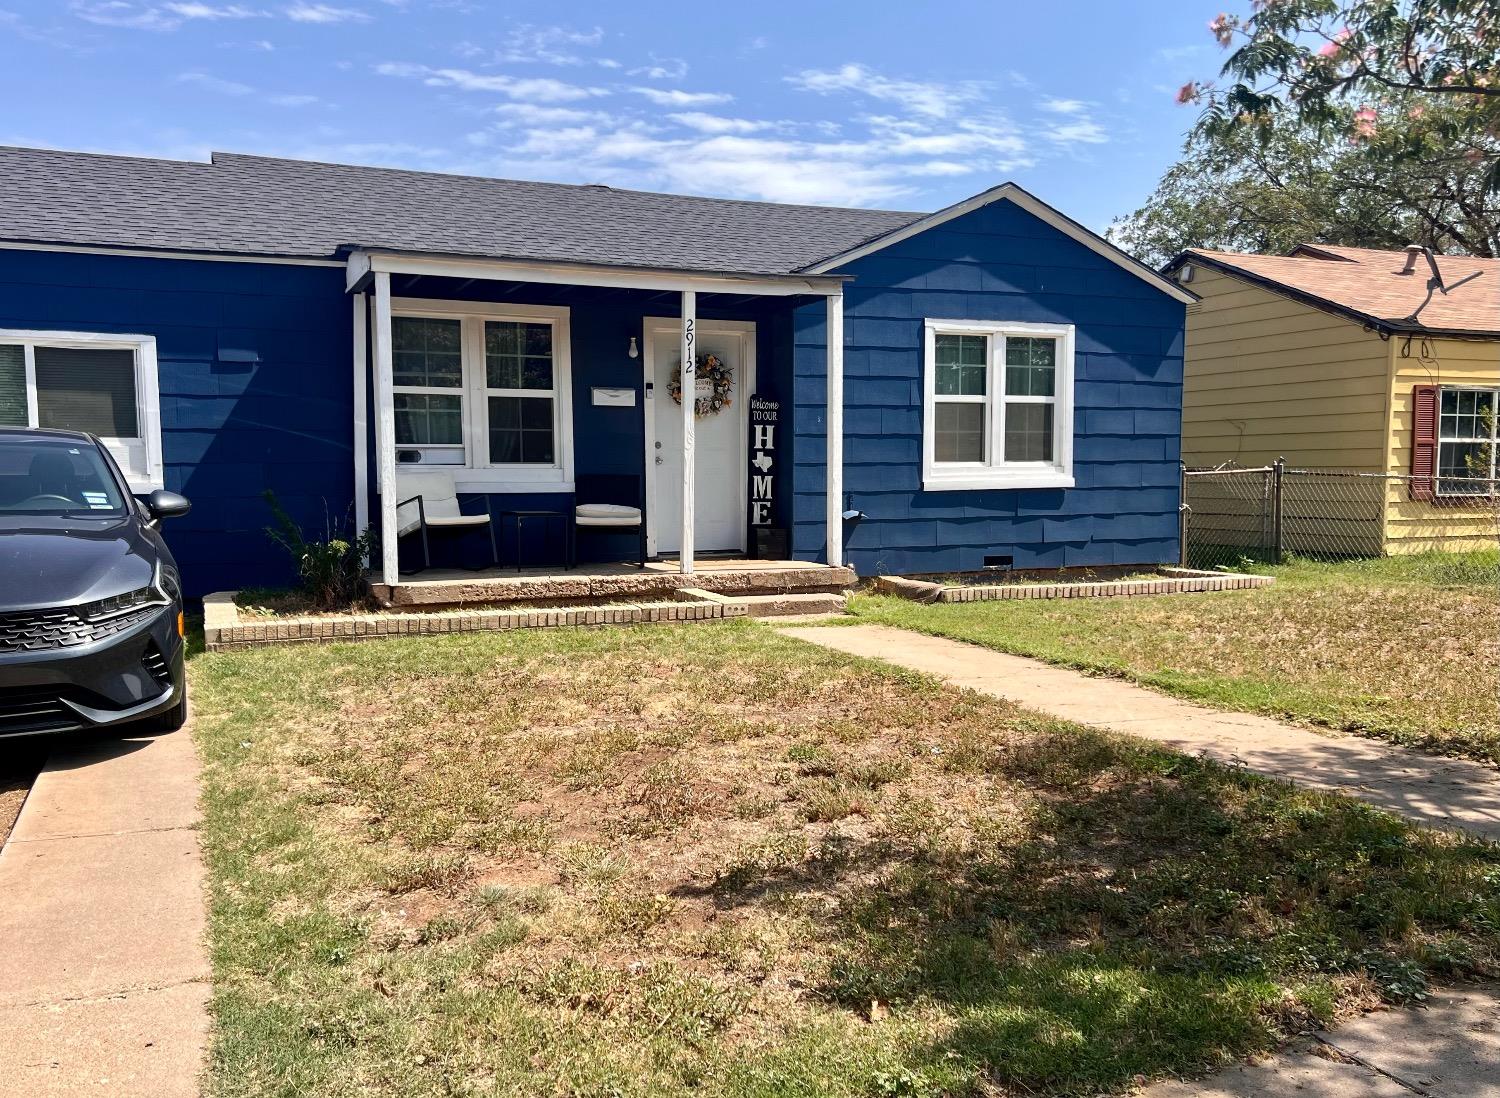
0 727 209 1097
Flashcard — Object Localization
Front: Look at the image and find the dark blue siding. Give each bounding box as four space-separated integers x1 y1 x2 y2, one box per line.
792 198 1185 574
0 249 352 597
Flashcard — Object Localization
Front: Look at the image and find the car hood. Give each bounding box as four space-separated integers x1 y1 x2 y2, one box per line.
0 518 157 613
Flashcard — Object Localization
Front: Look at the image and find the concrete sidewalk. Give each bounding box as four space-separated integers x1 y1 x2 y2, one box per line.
0 727 209 1097
780 623 1500 842
1148 984 1500 1097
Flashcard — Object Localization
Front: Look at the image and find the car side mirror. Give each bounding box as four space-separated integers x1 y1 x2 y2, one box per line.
144 489 192 521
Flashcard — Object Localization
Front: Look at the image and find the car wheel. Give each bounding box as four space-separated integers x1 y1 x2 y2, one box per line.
134 688 188 734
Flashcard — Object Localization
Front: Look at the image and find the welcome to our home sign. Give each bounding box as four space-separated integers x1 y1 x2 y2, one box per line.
748 395 786 557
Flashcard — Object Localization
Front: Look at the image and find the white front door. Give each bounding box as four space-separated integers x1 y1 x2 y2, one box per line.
646 319 754 555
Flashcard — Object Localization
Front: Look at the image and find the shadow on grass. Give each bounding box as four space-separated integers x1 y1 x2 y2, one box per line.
687 728 1500 1094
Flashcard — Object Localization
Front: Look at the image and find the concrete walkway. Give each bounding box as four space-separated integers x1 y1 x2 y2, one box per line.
1149 983 1500 1097
780 623 1500 842
0 726 209 1097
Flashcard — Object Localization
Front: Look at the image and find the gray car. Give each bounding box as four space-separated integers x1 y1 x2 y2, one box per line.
0 428 191 738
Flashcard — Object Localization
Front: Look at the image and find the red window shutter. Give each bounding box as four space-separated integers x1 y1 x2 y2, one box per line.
1410 384 1438 501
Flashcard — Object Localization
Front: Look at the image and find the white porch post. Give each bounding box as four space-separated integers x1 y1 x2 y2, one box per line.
825 291 844 568
352 294 369 564
679 290 696 574
372 271 399 586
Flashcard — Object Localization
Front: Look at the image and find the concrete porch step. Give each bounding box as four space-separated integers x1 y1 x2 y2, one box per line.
372 561 857 609
732 592 848 618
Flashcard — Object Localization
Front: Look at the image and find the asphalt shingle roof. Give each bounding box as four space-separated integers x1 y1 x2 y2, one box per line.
0 146 925 276
1185 244 1500 337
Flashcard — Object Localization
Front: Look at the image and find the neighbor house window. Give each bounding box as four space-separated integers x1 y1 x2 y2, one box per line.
0 330 162 490
923 320 1074 491
1437 386 1498 496
388 301 572 491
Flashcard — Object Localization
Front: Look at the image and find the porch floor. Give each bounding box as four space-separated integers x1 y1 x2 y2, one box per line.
370 558 858 608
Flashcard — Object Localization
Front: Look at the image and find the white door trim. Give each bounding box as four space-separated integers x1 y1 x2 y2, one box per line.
642 316 756 557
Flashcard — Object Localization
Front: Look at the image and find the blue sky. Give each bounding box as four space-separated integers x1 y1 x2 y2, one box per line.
1 0 1232 232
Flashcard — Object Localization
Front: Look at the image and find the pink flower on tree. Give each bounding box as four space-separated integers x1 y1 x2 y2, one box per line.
1208 13 1235 47
1175 81 1200 105
1318 28 1353 57
1352 106 1378 138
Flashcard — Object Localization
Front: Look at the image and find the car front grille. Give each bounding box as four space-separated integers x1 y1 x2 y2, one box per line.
0 688 81 735
0 604 161 654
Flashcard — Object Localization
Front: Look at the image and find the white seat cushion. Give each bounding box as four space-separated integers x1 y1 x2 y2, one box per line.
424 514 491 528
576 502 641 526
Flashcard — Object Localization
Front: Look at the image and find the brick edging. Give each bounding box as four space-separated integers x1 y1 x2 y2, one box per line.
201 589 745 651
871 567 1274 604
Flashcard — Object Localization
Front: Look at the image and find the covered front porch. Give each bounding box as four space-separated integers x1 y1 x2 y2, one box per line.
346 250 849 589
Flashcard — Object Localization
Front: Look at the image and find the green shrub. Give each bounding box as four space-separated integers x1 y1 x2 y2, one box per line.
262 490 374 610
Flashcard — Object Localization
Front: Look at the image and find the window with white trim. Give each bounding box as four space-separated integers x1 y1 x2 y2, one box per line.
1438 386 1498 496
392 317 465 465
484 320 557 465
0 330 162 490
388 300 572 491
922 319 1075 491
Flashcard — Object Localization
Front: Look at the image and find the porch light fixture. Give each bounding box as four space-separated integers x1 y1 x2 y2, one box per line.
627 336 639 359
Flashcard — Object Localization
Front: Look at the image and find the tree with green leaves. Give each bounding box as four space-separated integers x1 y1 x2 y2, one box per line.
1112 100 1499 264
1121 1 1500 264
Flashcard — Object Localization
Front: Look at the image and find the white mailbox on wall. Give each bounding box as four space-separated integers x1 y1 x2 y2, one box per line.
591 387 637 407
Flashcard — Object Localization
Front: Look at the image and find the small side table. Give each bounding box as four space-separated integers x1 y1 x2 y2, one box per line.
498 510 572 572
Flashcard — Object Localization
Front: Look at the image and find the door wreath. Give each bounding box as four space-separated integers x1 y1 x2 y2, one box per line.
669 353 733 417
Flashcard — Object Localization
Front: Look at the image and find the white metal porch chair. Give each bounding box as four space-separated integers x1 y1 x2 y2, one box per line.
394 471 499 572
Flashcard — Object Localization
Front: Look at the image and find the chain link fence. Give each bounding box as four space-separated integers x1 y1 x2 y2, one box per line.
1181 462 1500 569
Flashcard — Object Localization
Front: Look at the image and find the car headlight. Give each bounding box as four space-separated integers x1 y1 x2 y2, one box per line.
79 562 174 623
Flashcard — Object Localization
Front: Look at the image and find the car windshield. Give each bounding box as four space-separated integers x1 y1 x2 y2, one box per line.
0 436 127 516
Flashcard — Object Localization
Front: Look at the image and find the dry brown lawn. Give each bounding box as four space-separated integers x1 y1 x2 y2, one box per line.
856 553 1500 763
193 621 1500 1097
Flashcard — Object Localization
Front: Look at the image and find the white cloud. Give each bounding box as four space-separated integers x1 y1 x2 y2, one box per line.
629 56 687 80
284 3 368 23
475 111 1035 207
1040 97 1087 114
667 112 771 135
71 2 182 29
787 63 979 119
492 103 609 126
1046 119 1108 145
176 69 320 107
495 23 604 65
376 62 606 102
163 2 262 17
631 87 732 107
177 70 254 94
72 0 371 27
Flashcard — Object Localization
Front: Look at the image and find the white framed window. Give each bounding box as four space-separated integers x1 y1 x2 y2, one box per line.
0 329 163 491
387 298 573 492
922 319 1074 491
1437 386 1498 497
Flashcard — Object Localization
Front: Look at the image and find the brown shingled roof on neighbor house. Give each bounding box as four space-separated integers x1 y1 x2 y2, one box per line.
1174 243 1499 337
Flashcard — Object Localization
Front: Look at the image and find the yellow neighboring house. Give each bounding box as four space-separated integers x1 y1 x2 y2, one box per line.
1164 244 1500 553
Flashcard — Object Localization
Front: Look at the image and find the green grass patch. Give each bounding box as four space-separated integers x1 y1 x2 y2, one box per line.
192 620 1500 1096
853 553 1500 765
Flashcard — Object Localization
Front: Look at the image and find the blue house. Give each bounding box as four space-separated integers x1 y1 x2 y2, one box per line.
0 147 1192 597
